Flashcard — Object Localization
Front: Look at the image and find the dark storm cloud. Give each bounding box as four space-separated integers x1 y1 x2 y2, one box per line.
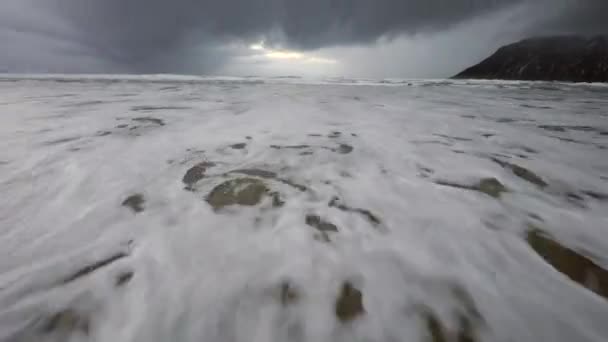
0 0 606 73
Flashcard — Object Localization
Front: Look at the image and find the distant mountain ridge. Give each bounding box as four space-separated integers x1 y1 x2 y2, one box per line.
455 35 608 83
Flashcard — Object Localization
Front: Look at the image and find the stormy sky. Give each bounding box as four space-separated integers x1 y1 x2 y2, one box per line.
0 0 606 77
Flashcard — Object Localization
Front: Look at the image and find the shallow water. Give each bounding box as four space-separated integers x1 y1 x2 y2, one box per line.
0 76 607 342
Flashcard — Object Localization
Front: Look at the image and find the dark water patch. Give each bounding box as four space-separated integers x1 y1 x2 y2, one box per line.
131 105 189 112
491 159 547 188
279 282 299 306
567 126 596 132
566 192 587 208
434 134 474 142
411 140 453 147
435 178 508 199
121 194 145 213
246 136 253 140
300 151 314 156
132 117 165 126
538 125 566 132
582 191 608 202
270 191 285 208
230 143 247 150
481 133 495 138
335 282 365 323
206 178 270 210
159 86 180 91
329 197 382 227
115 271 134 287
328 131 342 138
183 162 216 190
63 100 104 108
336 144 354 154
520 104 552 109
513 145 538 154
308 133 323 137
270 144 310 150
351 133 358 137
44 136 81 145
496 118 517 123
96 131 112 137
62 252 129 284
278 178 308 192
527 228 608 300
417 165 434 178
416 283 484 342
462 115 476 119
116 124 129 129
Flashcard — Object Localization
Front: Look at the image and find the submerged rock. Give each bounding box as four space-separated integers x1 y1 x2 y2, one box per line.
305 215 338 232
436 178 508 199
115 271 134 287
206 178 270 210
336 144 354 154
423 311 479 342
121 194 145 213
329 197 382 227
492 159 547 188
279 282 299 306
335 282 365 322
42 309 90 336
183 162 216 190
527 228 608 299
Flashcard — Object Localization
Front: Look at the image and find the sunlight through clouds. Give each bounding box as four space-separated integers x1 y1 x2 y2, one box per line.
249 42 337 64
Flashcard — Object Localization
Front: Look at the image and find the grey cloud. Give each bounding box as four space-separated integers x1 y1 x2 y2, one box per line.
0 0 606 74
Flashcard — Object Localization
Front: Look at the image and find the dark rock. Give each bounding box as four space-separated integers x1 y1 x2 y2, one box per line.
455 35 608 83
335 282 365 322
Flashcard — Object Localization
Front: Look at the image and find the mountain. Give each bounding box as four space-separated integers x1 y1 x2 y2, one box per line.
454 35 608 83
